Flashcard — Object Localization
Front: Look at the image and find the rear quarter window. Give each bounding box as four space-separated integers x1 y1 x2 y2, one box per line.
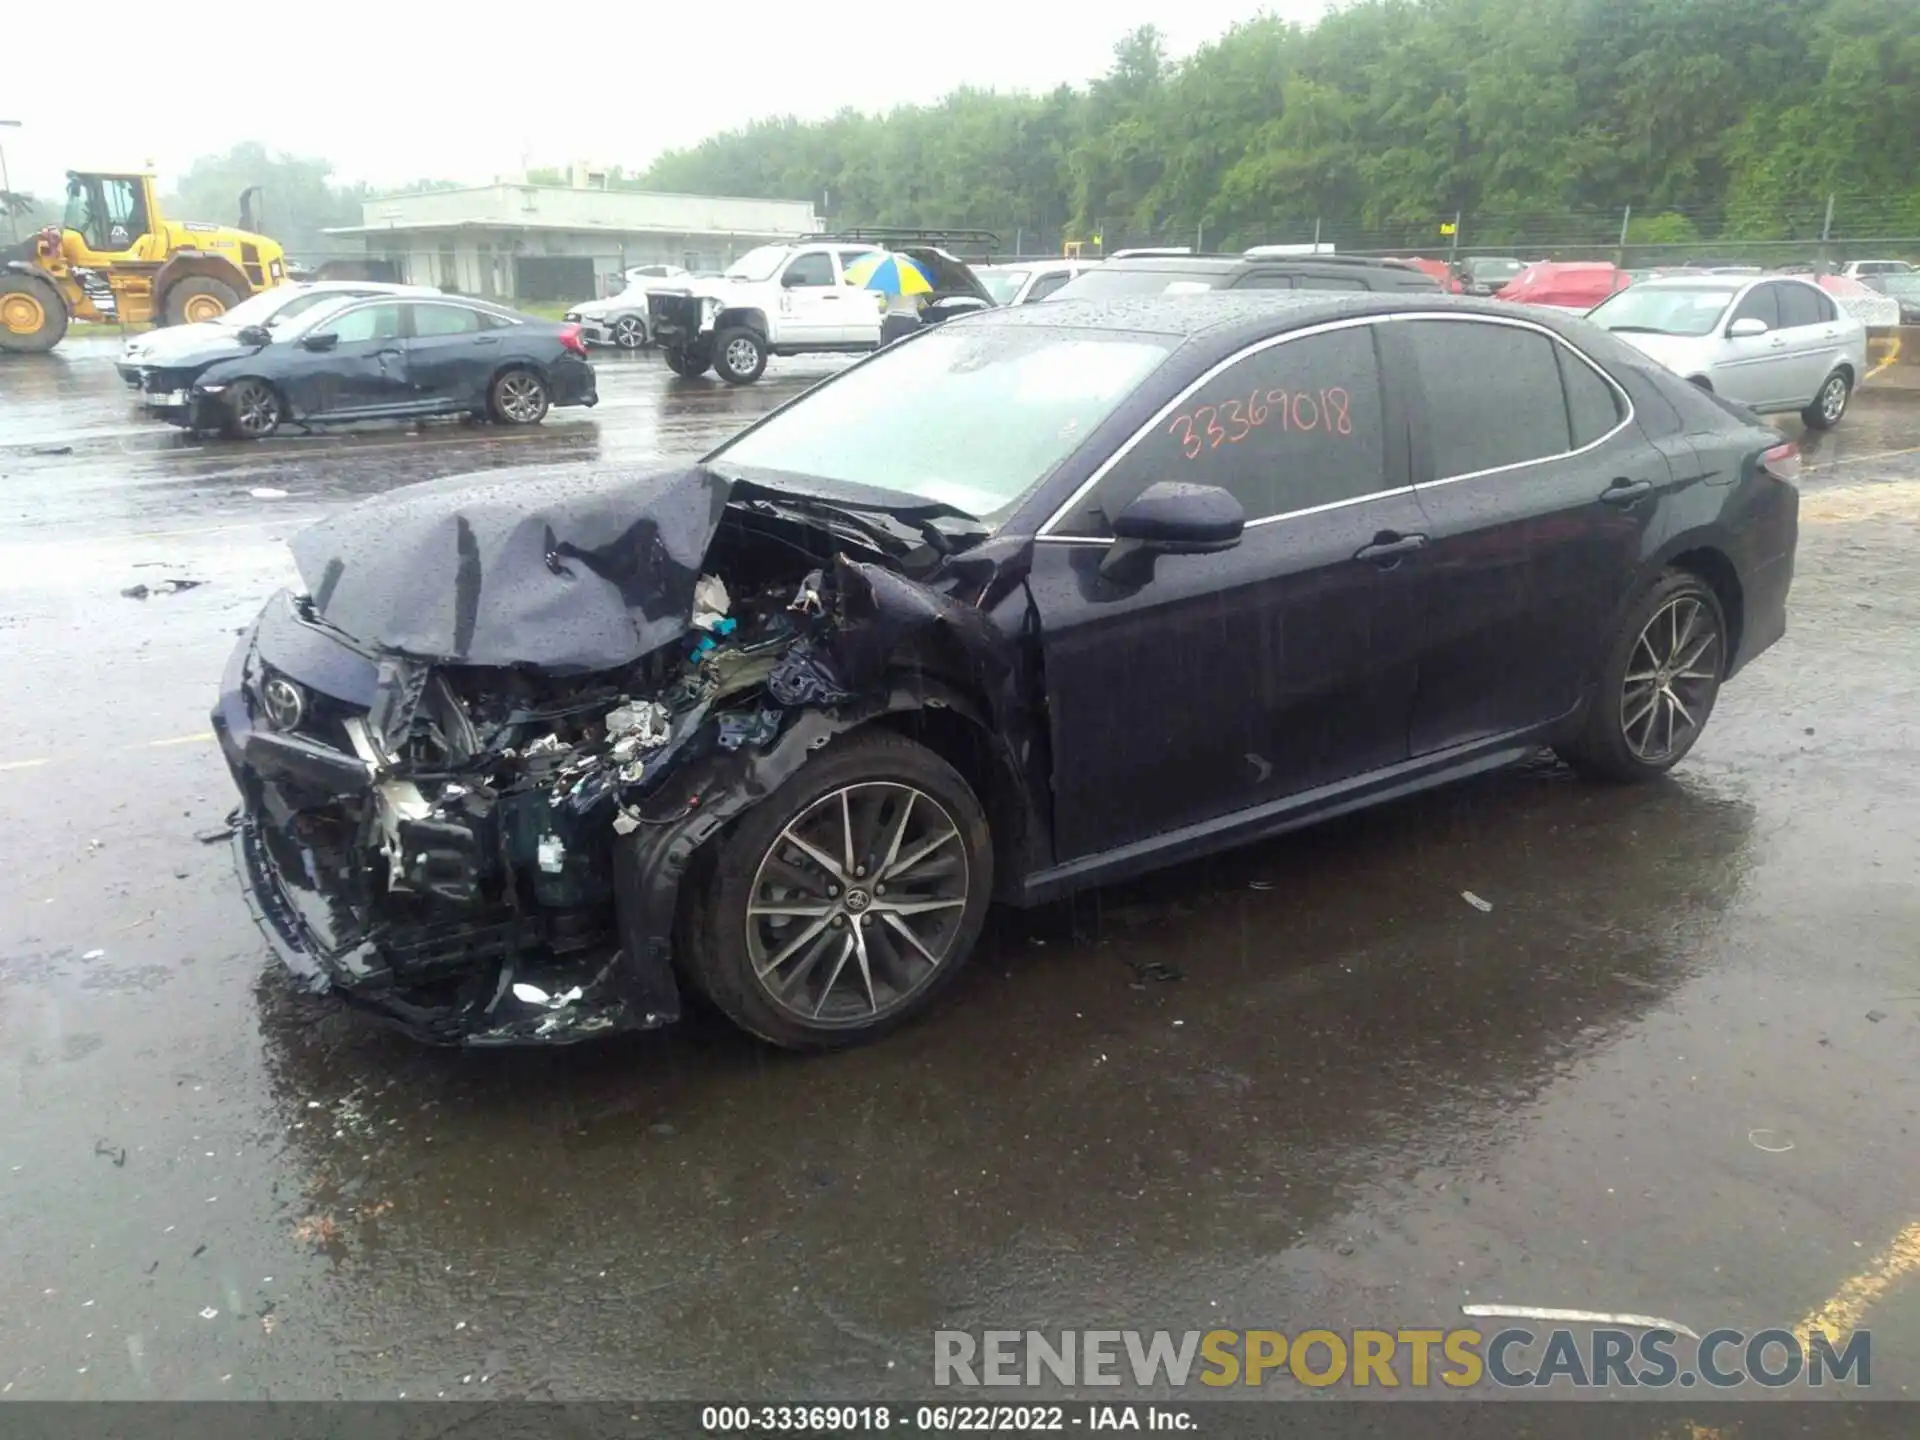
1405 319 1572 476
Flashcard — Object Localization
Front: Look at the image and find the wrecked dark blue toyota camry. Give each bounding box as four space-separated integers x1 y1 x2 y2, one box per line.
214 293 1797 1048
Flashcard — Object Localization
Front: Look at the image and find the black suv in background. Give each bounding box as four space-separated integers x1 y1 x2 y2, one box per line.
1051 250 1443 300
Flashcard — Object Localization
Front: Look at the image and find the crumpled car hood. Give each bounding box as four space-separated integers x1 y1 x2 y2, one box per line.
289 463 734 672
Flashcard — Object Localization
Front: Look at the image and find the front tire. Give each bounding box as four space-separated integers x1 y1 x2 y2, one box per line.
221 379 282 440
684 730 994 1051
663 345 709 378
0 275 68 353
1803 370 1850 430
611 314 648 350
711 326 768 385
1556 570 1727 782
488 368 549 425
164 277 241 326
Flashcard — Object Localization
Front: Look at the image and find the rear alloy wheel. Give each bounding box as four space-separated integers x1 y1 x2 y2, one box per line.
711 326 768 385
221 379 282 440
165 277 241 326
488 368 550 425
1557 571 1726 782
1803 370 1851 430
611 314 648 350
0 275 68 353
684 731 993 1050
663 345 710 378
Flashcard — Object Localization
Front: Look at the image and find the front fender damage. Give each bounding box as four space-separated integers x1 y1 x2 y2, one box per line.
229 513 1030 1047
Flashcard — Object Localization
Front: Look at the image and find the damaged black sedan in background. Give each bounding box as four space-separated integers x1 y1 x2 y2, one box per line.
214 293 1798 1049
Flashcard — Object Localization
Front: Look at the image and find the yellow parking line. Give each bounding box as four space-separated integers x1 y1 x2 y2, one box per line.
0 732 214 775
1808 442 1920 472
1795 1218 1920 1346
0 758 50 773
1865 332 1902 383
144 732 213 747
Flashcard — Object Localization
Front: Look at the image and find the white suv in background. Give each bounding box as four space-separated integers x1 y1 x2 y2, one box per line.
645 241 997 383
1839 260 1915 280
975 259 1100 305
1587 274 1868 429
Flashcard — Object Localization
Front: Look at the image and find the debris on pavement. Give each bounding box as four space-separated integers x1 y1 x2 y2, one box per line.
1129 960 1183 988
29 445 74 456
1865 1009 1887 1023
194 824 237 845
1461 890 1494 912
81 949 104 960
1461 1304 1700 1340
1748 1129 1795 1153
249 487 289 499
199 1307 219 1320
92 1141 127 1167
120 579 206 600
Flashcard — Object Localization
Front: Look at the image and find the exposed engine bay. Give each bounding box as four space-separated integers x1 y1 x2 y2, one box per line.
216 465 1028 1046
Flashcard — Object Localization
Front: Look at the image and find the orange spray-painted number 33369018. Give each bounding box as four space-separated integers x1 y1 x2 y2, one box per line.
1166 386 1353 460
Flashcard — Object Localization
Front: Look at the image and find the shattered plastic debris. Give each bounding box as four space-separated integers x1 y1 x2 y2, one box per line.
1748 1128 1795 1153
605 701 672 749
535 836 566 874
120 579 205 600
82 949 105 961
199 1307 219 1320
511 983 584 1010
766 642 854 707
716 707 784 752
249 487 289 499
194 824 237 844
1461 890 1494 912
691 574 732 631
789 568 827 617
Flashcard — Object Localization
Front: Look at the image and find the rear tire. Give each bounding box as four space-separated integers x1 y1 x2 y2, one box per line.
711 326 768 385
0 275 68 353
164 277 241 326
488 368 549 425
1556 570 1727 782
683 730 994 1051
1803 370 1850 430
221 378 282 440
663 345 710 378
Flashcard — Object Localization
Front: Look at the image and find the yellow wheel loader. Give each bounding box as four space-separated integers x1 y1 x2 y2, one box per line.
0 171 290 353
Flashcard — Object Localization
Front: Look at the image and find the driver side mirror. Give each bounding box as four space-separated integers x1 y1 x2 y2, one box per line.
1728 316 1770 338
301 331 339 352
1099 481 1245 584
781 271 810 288
236 324 271 347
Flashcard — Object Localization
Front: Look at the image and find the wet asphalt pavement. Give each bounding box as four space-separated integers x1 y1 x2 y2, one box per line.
2 334 1919 1404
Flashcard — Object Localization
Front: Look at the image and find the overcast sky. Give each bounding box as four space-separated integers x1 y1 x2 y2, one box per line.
4 0 1331 197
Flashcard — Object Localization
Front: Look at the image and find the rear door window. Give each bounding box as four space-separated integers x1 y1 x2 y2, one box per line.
1775 283 1826 330
328 303 403 344
411 303 481 337
1558 346 1626 447
1295 275 1371 292
1405 319 1572 476
1233 271 1295 291
1730 284 1781 331
1061 324 1390 533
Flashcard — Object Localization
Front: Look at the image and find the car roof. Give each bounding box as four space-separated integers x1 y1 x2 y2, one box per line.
952 290 1573 344
1625 275 1752 291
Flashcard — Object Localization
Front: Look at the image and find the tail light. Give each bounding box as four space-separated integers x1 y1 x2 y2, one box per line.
558 323 587 356
1759 439 1801 485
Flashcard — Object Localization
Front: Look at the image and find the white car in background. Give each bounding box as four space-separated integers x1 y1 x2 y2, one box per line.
115 281 438 386
975 258 1100 306
1839 259 1915 280
566 266 693 349
1587 274 1867 429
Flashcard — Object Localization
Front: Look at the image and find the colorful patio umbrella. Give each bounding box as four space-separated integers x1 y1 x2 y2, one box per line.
843 251 933 297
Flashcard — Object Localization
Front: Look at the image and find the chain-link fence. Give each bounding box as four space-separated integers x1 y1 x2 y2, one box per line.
996 192 1920 267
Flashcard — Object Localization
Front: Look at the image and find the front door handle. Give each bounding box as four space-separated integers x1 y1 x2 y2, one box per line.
1354 532 1428 565
1600 478 1654 506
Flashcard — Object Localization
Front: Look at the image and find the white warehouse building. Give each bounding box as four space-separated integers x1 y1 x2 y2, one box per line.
324 169 820 302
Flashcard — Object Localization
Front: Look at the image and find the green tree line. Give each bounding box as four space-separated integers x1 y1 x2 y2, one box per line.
636 0 1920 251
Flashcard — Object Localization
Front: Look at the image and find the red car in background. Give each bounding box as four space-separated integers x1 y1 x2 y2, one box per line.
1496 261 1631 311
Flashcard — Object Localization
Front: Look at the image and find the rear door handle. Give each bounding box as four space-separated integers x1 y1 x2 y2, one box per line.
1354 532 1427 565
1600 478 1654 506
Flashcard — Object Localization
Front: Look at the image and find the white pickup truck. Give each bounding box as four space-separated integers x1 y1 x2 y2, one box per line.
646 240 993 383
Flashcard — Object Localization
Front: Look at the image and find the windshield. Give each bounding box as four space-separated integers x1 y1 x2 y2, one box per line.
1471 259 1525 278
711 326 1172 519
277 293 372 338
725 246 790 282
219 288 358 329
1053 266 1226 299
978 269 1030 304
1875 274 1920 297
1588 284 1736 337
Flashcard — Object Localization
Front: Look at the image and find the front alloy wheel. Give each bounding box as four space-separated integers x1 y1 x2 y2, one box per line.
683 731 994 1050
612 315 647 349
1804 371 1850 430
223 380 282 440
746 782 970 1025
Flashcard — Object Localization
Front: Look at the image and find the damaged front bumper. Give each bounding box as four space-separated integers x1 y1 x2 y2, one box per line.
212 596 685 1046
